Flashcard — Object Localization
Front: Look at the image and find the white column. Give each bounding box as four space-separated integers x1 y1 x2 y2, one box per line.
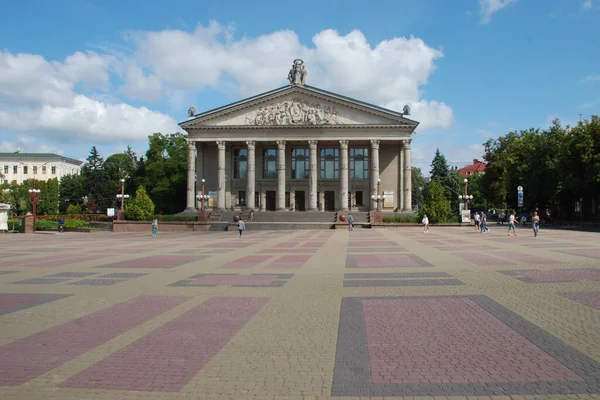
403 139 412 211
276 140 286 211
246 141 256 209
186 140 196 210
339 140 349 211
398 144 404 211
217 141 226 210
370 139 380 210
308 140 318 211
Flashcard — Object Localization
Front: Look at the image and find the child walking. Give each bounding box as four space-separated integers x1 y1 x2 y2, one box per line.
152 219 158 236
422 214 429 233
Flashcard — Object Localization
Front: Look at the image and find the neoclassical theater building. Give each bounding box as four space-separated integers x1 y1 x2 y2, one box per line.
180 59 418 213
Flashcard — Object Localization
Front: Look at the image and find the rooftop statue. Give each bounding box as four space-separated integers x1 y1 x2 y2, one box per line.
287 59 307 86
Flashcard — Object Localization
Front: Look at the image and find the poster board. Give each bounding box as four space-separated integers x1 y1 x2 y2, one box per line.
460 209 471 223
382 191 394 208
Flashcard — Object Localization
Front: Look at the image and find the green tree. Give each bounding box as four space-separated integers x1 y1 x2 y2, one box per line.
411 167 426 210
421 179 452 223
39 178 59 215
82 146 110 212
125 186 155 220
136 133 188 214
429 149 462 213
59 174 86 213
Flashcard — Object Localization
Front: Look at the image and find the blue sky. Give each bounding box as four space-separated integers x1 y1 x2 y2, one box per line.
1 0 598 173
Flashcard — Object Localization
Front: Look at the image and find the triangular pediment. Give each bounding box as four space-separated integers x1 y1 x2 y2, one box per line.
180 85 418 130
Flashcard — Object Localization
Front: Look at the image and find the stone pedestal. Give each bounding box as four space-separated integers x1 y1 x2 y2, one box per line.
23 215 34 233
371 210 383 224
197 210 209 222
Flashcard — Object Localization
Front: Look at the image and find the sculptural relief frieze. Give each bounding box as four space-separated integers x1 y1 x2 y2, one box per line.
244 98 343 126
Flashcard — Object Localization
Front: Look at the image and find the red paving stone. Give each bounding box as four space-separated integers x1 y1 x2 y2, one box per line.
217 255 274 269
61 296 269 392
300 241 324 248
559 291 600 309
190 275 279 286
0 294 45 309
349 240 398 247
265 255 311 269
559 249 600 259
355 254 422 268
362 298 584 384
0 296 188 386
490 252 562 265
98 255 204 269
518 269 600 282
452 252 517 266
205 242 255 248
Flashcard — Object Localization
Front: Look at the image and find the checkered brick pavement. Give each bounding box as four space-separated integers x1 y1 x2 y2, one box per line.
0 225 599 400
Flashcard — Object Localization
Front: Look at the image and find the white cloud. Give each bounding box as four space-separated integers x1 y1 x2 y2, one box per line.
581 74 600 83
0 50 178 144
582 0 593 10
128 23 453 130
479 0 517 24
0 136 63 154
0 50 112 107
1 23 454 150
0 95 178 144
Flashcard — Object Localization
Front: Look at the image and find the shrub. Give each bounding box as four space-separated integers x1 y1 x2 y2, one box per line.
64 219 85 229
421 179 452 223
35 219 58 230
125 186 155 220
382 215 421 223
7 218 21 231
152 215 191 222
67 204 83 215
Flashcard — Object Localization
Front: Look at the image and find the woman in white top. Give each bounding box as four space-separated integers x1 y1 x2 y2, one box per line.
422 214 429 233
507 211 517 236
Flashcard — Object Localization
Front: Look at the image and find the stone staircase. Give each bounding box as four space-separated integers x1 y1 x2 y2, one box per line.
204 210 370 231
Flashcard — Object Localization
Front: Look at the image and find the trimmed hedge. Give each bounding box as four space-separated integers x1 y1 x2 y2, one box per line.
382 215 421 223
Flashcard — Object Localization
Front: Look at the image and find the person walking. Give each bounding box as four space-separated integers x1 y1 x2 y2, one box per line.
480 212 489 233
151 219 158 236
422 214 429 233
347 212 354 231
507 211 517 236
474 212 480 232
532 211 540 237
237 217 246 238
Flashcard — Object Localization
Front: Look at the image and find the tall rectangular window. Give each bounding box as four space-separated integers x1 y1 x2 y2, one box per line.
33 166 38 175
320 148 339 179
42 166 46 174
349 148 369 179
23 166 28 174
234 148 248 179
262 148 277 179
3 166 7 174
51 166 56 174
12 166 17 173
291 148 309 179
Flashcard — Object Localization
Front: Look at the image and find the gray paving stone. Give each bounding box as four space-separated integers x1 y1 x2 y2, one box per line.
67 278 126 286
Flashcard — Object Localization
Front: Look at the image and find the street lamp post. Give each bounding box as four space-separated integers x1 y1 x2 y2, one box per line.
28 188 41 232
201 178 206 210
116 178 129 221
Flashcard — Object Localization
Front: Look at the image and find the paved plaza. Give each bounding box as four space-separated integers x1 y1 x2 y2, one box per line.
1 225 600 400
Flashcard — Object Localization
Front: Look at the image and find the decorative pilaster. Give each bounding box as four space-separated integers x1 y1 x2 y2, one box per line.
339 140 349 211
399 144 404 211
216 141 226 210
195 142 204 207
308 140 318 211
403 139 412 211
276 140 286 211
246 141 256 209
370 139 380 210
186 140 197 211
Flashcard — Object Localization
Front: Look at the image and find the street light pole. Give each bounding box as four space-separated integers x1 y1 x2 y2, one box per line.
201 178 206 210
28 188 41 232
116 178 129 221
